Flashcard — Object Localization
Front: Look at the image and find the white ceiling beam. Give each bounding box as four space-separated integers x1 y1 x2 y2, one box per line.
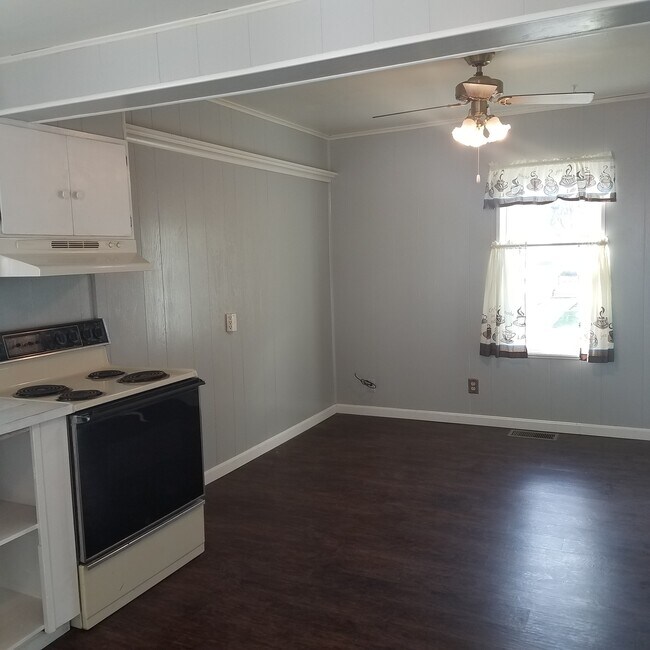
1 0 649 122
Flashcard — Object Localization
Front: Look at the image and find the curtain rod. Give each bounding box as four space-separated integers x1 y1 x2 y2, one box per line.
492 239 608 249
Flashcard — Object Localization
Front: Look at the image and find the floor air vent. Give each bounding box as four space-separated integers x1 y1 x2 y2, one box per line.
508 429 559 441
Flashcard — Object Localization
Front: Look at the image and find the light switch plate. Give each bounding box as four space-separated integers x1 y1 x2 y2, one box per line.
225 313 237 332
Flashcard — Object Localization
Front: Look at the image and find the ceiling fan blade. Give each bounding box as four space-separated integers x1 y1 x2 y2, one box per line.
497 92 594 106
372 102 464 119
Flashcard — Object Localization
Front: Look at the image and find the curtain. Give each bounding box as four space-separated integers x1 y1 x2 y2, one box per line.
480 246 528 358
484 153 616 208
580 244 614 362
480 243 614 362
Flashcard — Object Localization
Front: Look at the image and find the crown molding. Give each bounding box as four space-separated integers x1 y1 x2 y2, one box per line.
124 123 336 182
328 93 650 141
209 99 330 140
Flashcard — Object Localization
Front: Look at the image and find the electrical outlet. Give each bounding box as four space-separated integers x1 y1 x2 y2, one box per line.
468 378 479 394
225 313 237 332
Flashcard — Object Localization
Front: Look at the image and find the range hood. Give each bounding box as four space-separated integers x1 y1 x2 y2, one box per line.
0 238 152 277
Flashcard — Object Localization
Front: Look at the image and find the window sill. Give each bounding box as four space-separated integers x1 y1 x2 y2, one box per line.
527 353 581 360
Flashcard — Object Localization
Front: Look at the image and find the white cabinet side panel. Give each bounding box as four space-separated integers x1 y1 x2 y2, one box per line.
31 420 79 631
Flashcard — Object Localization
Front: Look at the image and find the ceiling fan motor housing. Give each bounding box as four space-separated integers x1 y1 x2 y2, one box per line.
455 51 503 103
455 75 503 103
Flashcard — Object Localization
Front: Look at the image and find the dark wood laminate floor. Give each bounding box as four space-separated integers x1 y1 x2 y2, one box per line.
52 415 650 649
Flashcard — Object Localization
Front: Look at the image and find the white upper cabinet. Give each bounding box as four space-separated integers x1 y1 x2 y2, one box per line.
0 125 73 236
66 136 132 237
0 120 133 238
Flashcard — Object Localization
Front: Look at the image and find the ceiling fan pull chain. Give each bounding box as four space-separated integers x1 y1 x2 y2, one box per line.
476 147 481 184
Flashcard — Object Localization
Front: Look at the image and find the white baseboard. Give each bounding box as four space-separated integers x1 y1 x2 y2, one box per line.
204 402 650 484
204 405 337 484
336 403 650 442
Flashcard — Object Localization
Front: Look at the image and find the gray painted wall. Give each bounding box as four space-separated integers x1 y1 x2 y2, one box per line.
330 99 650 429
0 276 93 332
8 103 333 472
93 102 335 469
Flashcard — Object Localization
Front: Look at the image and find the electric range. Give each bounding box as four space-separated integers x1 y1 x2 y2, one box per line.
0 318 197 408
0 318 206 631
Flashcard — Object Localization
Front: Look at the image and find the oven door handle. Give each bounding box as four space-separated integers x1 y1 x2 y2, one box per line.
72 414 91 425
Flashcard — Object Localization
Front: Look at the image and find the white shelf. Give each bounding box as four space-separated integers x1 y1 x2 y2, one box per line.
0 501 38 547
0 587 44 650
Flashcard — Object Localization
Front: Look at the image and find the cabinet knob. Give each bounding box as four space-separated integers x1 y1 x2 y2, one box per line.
58 190 70 199
71 190 85 200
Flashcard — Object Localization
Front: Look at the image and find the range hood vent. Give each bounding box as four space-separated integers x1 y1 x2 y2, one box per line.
51 240 100 249
0 239 152 277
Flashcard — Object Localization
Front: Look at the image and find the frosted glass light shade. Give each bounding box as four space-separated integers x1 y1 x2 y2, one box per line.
452 118 486 147
452 115 511 147
485 115 511 142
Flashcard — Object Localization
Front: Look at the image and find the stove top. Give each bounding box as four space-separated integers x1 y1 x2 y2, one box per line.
88 369 125 380
118 370 170 384
57 389 104 402
0 319 199 411
4 366 198 410
15 384 70 398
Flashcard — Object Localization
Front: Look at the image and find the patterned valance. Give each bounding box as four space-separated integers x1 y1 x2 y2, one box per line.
484 153 616 208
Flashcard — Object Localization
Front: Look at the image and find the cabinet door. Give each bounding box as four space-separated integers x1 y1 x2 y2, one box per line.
67 136 133 237
0 124 74 236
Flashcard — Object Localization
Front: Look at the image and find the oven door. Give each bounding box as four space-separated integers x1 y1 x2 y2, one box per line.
69 377 205 565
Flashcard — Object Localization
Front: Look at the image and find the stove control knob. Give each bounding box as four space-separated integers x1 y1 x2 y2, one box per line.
93 324 104 340
69 329 80 344
54 331 67 347
81 325 93 341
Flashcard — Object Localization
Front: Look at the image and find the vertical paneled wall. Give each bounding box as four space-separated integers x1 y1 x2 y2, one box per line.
330 99 650 429
94 102 335 469
0 276 94 332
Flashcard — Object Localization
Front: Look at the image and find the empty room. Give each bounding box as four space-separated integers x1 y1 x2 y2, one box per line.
0 1 648 649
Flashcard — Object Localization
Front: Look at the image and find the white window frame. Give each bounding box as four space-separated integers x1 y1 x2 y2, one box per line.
496 201 606 360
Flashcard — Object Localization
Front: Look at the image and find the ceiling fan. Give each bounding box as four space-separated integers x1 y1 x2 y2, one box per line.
372 52 595 147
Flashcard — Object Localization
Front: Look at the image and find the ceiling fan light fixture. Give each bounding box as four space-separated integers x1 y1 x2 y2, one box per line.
452 117 486 147
452 113 510 147
484 115 511 142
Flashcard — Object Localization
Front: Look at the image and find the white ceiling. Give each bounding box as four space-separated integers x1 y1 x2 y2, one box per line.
226 22 650 138
0 0 260 58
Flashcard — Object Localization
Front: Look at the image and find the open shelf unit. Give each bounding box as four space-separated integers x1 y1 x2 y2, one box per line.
0 430 45 649
0 416 80 649
0 501 38 547
0 585 44 650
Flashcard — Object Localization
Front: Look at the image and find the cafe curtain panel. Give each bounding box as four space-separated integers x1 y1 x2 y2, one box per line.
580 243 614 362
483 153 616 208
480 242 614 362
480 246 528 358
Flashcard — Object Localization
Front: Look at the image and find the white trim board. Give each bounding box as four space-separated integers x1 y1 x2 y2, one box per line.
212 92 650 144
210 99 329 140
124 123 336 182
0 0 301 65
203 402 650 486
336 404 650 442
204 405 337 484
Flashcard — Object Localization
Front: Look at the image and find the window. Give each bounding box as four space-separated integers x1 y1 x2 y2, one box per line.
497 201 604 357
481 155 615 363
